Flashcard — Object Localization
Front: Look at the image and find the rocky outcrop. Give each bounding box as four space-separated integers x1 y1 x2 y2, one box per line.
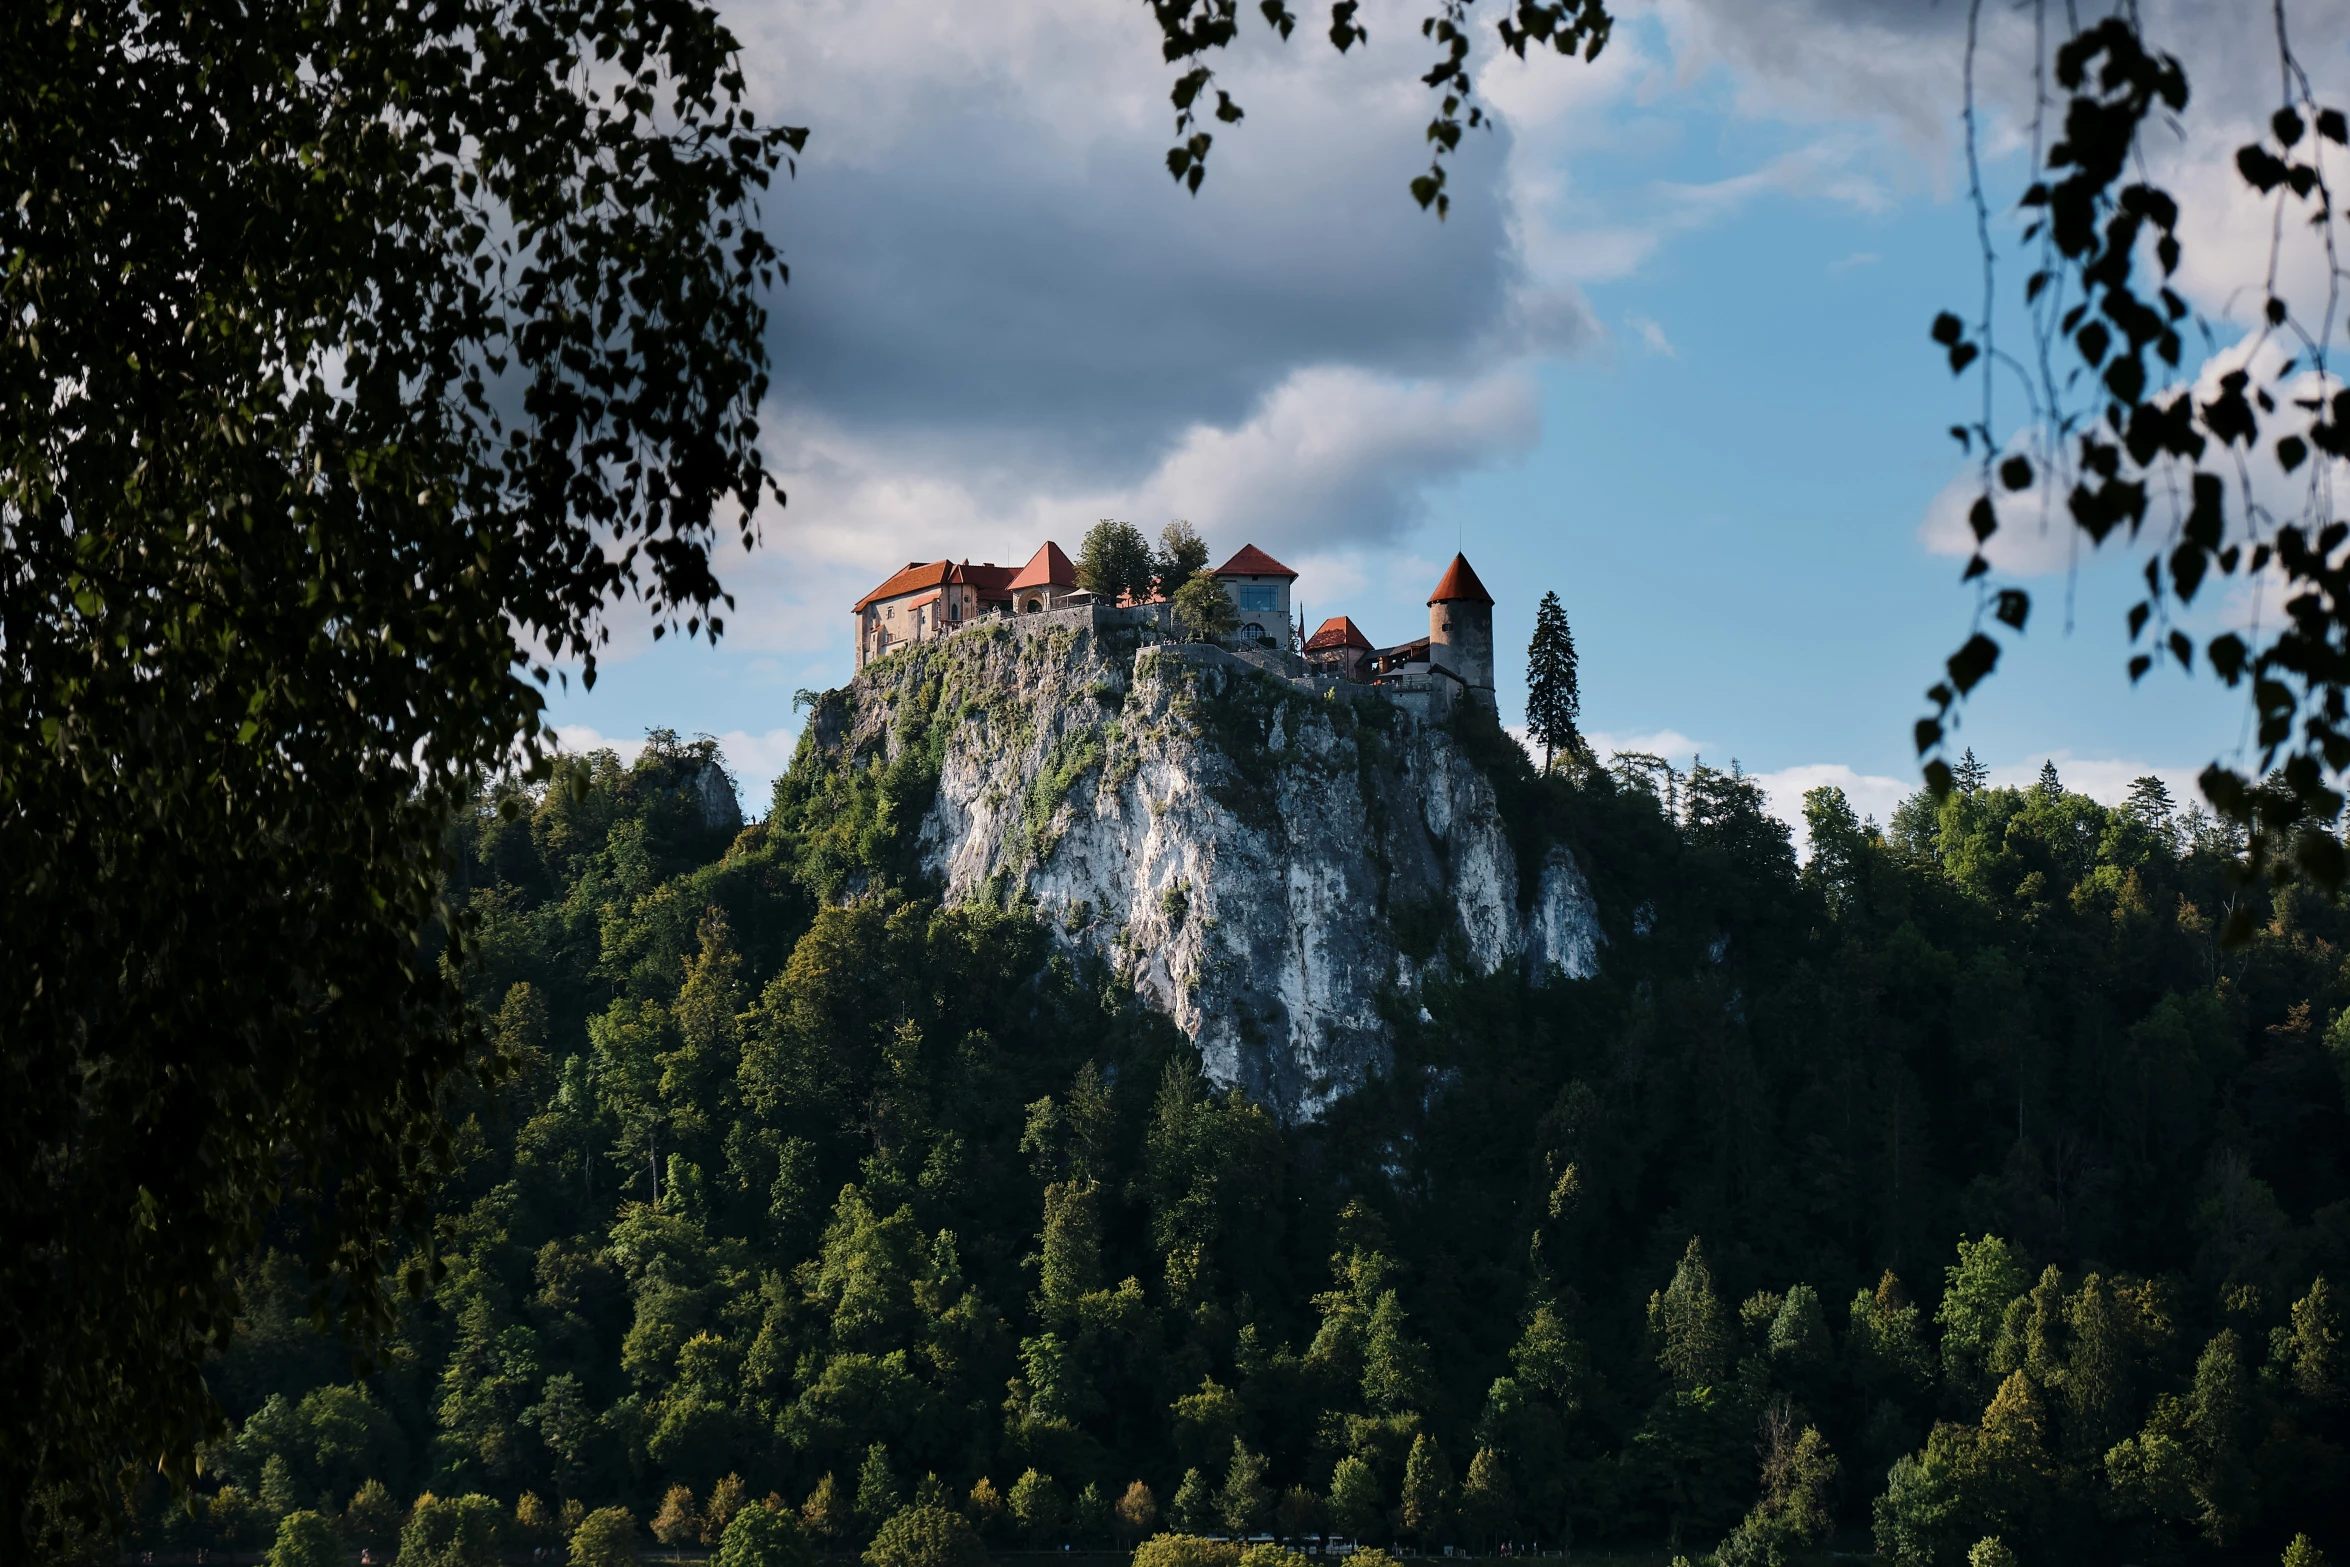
815 611 1601 1121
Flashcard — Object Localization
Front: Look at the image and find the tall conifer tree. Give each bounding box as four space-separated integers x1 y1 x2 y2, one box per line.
1525 591 1584 773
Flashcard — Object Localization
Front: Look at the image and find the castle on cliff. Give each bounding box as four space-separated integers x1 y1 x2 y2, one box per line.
852 539 1496 717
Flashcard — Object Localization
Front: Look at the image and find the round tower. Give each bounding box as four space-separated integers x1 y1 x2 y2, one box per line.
1427 553 1496 713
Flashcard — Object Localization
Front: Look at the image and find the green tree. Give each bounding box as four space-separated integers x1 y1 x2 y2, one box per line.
858 1445 904 1529
267 1510 343 1567
1037 1179 1103 1317
2280 1276 2343 1403
571 1508 641 1567
718 1505 814 1567
1651 1239 1730 1392
1172 1378 1246 1471
1074 1484 1112 1545
342 1481 401 1552
401 1494 507 1567
1009 1469 1065 1545
1399 1433 1454 1547
1172 573 1240 641
1363 1291 1437 1416
1458 1447 1514 1548
1154 521 1213 600
2 0 794 1536
1767 1286 1830 1377
1217 1440 1272 1538
2186 1330 2253 1545
1524 590 1584 772
1169 1469 1215 1534
1326 1456 1382 1542
866 1506 984 1567
1938 1237 2031 1409
1734 1401 1837 1555
1077 520 1155 605
2284 1534 2333 1567
1510 1302 1589 1403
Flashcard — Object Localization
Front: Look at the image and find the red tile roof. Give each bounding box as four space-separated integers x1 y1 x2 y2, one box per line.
953 560 1017 595
1427 553 1493 605
1304 615 1373 652
855 558 1014 612
1008 541 1076 591
1213 543 1297 579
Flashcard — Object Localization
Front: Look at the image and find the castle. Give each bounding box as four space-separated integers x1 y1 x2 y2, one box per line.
852 539 1496 716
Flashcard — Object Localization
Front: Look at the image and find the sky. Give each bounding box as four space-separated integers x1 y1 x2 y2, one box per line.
545 0 2350 850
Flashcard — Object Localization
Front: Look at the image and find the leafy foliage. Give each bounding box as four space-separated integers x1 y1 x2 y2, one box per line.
131 726 2350 1564
1078 521 1157 607
0 0 795 1543
1141 0 1611 214
1920 6 2350 902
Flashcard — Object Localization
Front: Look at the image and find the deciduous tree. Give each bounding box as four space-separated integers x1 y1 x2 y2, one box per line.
1 0 796 1540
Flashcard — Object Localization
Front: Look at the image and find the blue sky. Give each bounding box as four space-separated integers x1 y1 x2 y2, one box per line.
546 0 2342 840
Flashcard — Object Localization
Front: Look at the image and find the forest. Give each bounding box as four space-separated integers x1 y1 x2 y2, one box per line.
136 708 2350 1567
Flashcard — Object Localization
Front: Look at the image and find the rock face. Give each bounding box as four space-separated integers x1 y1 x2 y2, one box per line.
813 610 1601 1121
690 760 743 834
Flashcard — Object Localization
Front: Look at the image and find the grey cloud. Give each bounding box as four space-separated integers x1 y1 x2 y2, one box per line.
1672 0 2348 147
749 3 1565 490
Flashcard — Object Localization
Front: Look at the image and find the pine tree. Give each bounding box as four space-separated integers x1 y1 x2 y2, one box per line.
2284 1535 2333 1567
2037 758 2062 798
1524 590 1583 773
1954 747 1989 794
1400 1432 1455 1547
1216 1439 1272 1538
1168 1469 1213 1534
1361 1290 1436 1415
1459 1447 1514 1549
1649 1238 1729 1392
857 1443 902 1526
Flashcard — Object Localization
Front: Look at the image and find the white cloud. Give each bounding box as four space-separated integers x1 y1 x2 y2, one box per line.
1588 727 1706 763
552 724 648 766
1748 761 1914 859
712 727 806 808
1626 314 1676 357
1984 752 2202 810
1918 331 2350 629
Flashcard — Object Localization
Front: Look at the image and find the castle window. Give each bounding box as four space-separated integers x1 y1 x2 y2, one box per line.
1236 584 1276 612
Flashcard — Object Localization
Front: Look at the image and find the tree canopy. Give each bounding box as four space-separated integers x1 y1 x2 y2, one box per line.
116 714 2350 1567
1 0 795 1544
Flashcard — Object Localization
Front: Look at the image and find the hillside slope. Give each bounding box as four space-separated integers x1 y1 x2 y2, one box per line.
800 612 1598 1118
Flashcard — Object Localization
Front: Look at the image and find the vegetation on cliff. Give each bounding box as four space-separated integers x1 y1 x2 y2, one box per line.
126 690 2350 1565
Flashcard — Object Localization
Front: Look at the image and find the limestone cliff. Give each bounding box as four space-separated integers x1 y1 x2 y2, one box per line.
801 609 1601 1121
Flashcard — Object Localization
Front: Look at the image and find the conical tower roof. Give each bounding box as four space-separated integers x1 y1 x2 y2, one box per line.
1427 553 1493 606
